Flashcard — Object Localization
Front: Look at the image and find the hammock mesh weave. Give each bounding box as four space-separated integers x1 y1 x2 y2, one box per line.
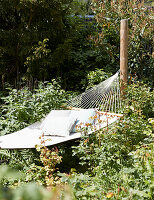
67 70 121 113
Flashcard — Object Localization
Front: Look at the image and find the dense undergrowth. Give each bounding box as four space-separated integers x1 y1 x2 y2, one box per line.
0 0 153 199
64 82 153 199
0 80 153 199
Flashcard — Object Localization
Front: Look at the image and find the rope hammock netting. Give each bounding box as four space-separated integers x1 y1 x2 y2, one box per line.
67 70 121 113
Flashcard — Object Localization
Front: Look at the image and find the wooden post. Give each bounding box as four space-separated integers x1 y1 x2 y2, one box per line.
120 19 128 93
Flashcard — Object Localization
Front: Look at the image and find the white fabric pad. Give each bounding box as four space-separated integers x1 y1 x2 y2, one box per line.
70 109 96 132
41 110 77 137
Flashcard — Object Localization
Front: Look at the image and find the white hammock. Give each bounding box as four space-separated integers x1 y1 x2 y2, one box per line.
0 71 122 149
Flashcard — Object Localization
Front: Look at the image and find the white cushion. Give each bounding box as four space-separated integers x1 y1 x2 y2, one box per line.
40 110 71 129
41 110 76 137
70 109 96 132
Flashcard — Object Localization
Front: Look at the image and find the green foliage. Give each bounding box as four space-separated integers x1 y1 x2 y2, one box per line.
0 147 74 199
0 149 39 171
0 167 75 200
26 143 62 187
62 81 154 199
0 80 69 136
81 68 112 89
125 81 154 118
0 80 70 172
0 1 153 197
0 0 73 86
121 143 154 199
0 0 100 91
1 0 153 91
0 165 23 188
24 38 51 81
92 0 154 85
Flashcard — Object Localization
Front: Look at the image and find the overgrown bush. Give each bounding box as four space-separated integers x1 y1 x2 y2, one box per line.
26 143 62 187
0 80 69 136
0 80 71 170
62 81 153 199
80 68 112 89
0 165 75 200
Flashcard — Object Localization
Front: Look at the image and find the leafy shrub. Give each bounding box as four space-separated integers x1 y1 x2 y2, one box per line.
121 142 154 199
0 165 74 200
0 80 71 170
125 81 154 118
26 142 62 187
0 165 23 188
81 68 112 89
91 0 154 85
62 81 153 199
0 80 69 136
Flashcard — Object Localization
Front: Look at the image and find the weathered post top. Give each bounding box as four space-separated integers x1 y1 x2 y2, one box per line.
120 19 128 87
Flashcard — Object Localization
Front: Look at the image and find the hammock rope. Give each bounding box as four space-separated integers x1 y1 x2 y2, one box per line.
67 70 121 113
